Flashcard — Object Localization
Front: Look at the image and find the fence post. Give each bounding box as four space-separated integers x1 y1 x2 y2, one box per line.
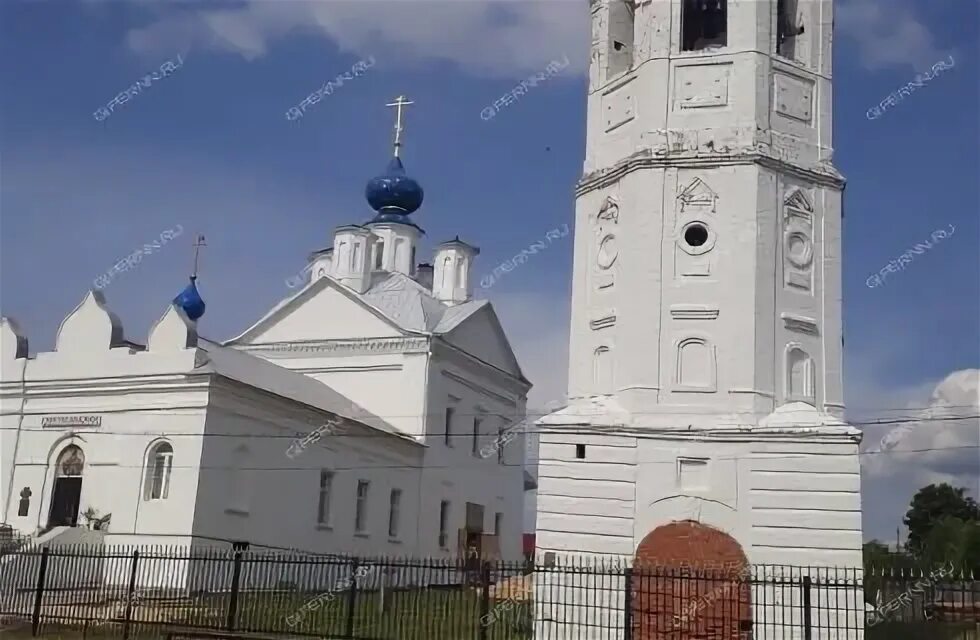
623 567 633 640
31 547 50 637
802 575 812 640
226 548 245 631
122 550 140 640
345 559 360 639
479 561 491 640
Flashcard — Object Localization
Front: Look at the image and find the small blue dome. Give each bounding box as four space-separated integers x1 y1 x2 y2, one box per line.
365 157 424 221
173 276 206 320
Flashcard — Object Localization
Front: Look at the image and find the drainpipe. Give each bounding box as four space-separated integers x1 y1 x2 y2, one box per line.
3 357 29 526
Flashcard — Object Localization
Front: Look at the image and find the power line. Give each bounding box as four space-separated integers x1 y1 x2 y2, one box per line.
11 445 977 474
4 405 978 423
3 413 976 440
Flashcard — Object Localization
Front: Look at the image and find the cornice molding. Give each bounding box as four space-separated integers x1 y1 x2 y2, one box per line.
590 312 617 330
239 337 430 358
670 305 720 320
0 373 211 403
577 150 845 196
781 312 820 336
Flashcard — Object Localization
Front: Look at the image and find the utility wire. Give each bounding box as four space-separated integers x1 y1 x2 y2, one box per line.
3 413 976 439
18 445 980 474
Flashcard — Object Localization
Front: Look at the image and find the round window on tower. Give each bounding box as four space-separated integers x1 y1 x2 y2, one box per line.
684 224 709 247
677 221 715 256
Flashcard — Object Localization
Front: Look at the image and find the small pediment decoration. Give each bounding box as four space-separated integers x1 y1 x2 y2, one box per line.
678 178 718 213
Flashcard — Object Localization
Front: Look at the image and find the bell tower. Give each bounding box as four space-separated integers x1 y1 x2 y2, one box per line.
536 2 863 634
568 0 844 423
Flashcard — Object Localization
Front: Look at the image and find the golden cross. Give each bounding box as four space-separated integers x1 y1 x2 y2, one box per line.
385 95 414 158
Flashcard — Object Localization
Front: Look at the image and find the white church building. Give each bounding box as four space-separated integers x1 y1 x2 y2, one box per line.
534 0 863 637
0 101 530 562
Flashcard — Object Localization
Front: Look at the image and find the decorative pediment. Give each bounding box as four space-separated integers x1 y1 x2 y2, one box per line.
0 316 28 361
55 290 125 354
784 187 813 213
677 178 718 213
148 304 198 351
597 196 619 224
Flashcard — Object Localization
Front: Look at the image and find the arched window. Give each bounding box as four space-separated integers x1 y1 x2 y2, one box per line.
441 256 453 288
593 346 613 394
455 257 466 286
144 442 173 501
786 347 815 403
56 446 85 477
228 445 252 514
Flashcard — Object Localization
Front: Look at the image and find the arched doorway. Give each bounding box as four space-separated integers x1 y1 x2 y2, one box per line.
48 445 85 527
632 520 751 639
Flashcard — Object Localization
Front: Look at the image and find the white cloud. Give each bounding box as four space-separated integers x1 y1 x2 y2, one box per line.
125 0 589 77
862 369 980 485
836 0 951 72
856 368 980 542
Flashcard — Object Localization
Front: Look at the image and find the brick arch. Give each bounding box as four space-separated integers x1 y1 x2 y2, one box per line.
632 520 751 639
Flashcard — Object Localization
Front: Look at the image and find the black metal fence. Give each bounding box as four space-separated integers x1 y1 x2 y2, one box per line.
0 544 976 639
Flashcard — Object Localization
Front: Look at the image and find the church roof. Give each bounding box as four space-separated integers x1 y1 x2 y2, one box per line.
197 337 414 444
226 271 489 343
361 271 487 333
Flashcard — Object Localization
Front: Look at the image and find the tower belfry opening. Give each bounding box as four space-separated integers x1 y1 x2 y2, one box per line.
777 0 805 59
682 0 728 51
608 0 635 76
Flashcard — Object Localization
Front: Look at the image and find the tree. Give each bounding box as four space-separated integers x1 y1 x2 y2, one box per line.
920 516 980 570
903 483 980 554
862 540 892 567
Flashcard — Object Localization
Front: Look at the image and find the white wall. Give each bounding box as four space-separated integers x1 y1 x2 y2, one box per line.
419 350 527 561
191 381 425 557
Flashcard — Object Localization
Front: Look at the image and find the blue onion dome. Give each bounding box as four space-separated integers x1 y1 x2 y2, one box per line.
173 276 206 321
365 156 424 223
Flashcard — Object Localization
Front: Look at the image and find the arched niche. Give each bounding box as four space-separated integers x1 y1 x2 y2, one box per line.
674 336 717 392
786 345 816 403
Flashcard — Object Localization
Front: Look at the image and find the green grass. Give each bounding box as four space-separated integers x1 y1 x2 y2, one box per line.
3 587 533 640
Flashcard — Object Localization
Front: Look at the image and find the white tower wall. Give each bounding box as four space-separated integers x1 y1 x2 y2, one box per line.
332 226 377 294
536 1 862 637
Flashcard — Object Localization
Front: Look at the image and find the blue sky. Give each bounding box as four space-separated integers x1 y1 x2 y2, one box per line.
1 0 977 543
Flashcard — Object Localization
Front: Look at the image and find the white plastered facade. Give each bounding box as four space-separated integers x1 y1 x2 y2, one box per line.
1 226 529 572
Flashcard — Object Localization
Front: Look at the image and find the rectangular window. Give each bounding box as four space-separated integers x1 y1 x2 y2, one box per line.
317 470 333 526
494 512 503 536
497 425 506 464
444 407 455 446
682 0 728 51
388 489 402 538
355 480 370 533
472 417 482 457
438 500 450 548
575 444 587 459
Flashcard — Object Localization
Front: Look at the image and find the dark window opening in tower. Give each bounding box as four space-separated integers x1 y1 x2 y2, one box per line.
374 241 384 270
777 0 804 59
608 0 635 77
682 0 728 52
